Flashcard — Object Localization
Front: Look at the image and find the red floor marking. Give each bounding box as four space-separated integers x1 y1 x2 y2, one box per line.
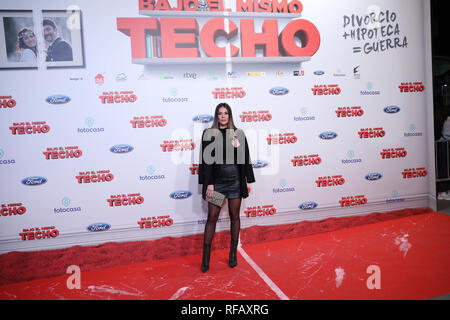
1 212 449 300
242 212 450 300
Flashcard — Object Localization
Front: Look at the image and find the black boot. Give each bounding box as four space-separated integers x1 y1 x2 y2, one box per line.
229 240 238 268
201 243 211 273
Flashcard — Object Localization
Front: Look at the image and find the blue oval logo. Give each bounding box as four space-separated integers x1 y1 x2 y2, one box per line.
313 70 325 75
365 172 382 181
46 95 71 105
299 202 318 210
170 191 192 199
110 144 134 154
269 87 289 96
21 176 47 186
384 106 400 114
192 114 214 123
319 131 338 140
87 223 111 232
252 160 269 168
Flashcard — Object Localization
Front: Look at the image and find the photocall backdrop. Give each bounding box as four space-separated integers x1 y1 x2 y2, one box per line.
0 0 435 253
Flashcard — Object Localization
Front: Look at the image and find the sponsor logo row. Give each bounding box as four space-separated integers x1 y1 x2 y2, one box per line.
7 186 410 241
14 166 428 191
0 81 425 110
93 69 375 83
6 124 420 146
4 105 401 136
1 143 411 165
16 214 174 241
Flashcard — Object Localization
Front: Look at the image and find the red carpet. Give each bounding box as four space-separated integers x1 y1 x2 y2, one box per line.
0 209 448 300
0 208 432 286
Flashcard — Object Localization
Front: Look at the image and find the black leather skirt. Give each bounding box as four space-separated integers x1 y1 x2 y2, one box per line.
214 164 241 199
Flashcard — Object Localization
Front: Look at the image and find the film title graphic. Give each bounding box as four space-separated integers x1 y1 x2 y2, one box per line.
342 8 408 54
160 139 195 151
339 195 367 207
315 175 345 187
130 115 167 128
401 167 427 179
212 87 246 99
20 226 59 241
9 121 50 135
99 91 137 104
107 193 144 207
239 110 272 122
189 163 199 174
398 82 425 93
139 0 304 12
43 146 82 160
138 215 174 229
380 147 407 159
358 127 385 139
291 154 321 167
335 106 364 117
245 204 276 218
1 203 26 217
76 170 114 183
311 84 341 95
118 1 320 59
266 132 297 144
1 96 16 108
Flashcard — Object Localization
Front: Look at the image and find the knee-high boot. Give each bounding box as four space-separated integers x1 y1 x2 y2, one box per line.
201 243 211 273
229 240 238 268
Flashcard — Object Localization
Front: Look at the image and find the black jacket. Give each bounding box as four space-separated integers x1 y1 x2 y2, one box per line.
198 128 255 199
46 37 73 62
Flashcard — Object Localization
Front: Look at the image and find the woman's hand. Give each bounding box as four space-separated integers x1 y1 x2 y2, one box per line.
206 185 214 198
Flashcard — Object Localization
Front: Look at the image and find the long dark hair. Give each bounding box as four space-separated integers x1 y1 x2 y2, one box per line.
17 27 37 56
211 102 238 130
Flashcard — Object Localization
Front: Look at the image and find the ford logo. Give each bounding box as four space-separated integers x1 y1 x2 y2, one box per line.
192 114 214 123
87 223 111 232
110 144 134 154
299 202 318 210
252 160 269 168
269 87 289 96
21 176 47 186
313 70 325 75
46 95 71 105
319 131 338 140
384 106 400 114
365 172 382 181
170 191 192 199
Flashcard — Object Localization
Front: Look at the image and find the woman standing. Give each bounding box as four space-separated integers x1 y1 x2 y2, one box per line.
198 102 255 273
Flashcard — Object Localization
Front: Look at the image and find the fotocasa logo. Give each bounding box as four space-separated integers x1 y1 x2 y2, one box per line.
77 117 105 134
